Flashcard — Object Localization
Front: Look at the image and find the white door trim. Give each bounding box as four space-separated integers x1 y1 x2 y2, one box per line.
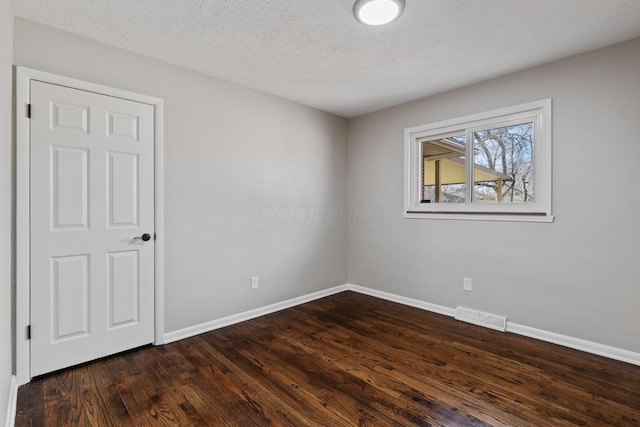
15 66 165 385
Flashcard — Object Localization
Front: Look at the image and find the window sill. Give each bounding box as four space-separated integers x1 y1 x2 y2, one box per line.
404 211 555 223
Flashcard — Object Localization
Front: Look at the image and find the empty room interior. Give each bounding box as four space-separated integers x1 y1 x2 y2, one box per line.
2 0 640 426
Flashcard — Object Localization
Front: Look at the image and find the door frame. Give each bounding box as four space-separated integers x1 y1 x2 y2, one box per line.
15 66 165 385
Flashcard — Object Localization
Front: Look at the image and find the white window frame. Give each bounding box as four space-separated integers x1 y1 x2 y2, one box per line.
404 99 553 222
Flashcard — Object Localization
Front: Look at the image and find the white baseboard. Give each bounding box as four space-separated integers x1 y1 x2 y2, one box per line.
506 323 640 366
163 283 640 367
347 283 640 367
4 376 17 427
346 284 456 317
164 284 349 343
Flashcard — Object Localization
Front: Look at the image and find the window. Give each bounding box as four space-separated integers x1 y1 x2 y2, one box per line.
404 99 552 222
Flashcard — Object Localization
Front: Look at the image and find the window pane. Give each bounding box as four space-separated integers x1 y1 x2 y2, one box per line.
472 123 534 203
421 135 466 203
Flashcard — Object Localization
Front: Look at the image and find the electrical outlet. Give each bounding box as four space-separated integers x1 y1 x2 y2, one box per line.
463 277 472 292
251 276 259 290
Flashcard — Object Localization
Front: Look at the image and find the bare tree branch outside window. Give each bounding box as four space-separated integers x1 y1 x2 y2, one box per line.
472 122 534 203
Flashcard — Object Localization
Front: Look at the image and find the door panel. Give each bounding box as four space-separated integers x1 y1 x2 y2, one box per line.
30 80 155 377
107 250 139 328
108 151 139 227
51 101 89 133
107 111 139 140
51 254 90 340
51 146 89 229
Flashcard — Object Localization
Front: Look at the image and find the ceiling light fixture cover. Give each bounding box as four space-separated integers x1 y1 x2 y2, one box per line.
353 0 405 26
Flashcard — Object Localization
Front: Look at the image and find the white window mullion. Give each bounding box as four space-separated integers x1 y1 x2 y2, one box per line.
416 136 423 205
465 129 473 204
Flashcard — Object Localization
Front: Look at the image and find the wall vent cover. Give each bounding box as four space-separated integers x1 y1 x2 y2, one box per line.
455 306 507 332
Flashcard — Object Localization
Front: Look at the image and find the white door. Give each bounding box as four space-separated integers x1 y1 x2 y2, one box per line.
29 80 155 376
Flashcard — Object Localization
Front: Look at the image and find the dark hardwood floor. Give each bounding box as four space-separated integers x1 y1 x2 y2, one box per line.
16 291 640 426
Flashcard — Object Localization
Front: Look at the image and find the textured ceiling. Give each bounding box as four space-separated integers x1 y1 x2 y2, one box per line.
11 0 640 117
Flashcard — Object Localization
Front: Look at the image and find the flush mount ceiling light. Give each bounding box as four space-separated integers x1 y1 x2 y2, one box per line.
353 0 405 26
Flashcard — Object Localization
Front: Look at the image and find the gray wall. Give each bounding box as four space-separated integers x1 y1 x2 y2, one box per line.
348 38 640 353
1 0 14 423
13 18 348 333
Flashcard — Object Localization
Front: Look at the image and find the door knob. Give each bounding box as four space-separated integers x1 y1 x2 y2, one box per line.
133 233 152 242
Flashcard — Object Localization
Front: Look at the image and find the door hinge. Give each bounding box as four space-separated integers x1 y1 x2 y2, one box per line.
26 104 31 119
26 325 31 340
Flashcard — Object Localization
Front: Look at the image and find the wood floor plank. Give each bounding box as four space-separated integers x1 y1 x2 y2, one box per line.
237 336 414 425
179 336 303 426
280 313 528 426
127 349 195 427
202 331 372 425
298 292 640 425
290 304 552 421
108 353 155 427
16 376 43 427
16 291 640 426
365 296 640 404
